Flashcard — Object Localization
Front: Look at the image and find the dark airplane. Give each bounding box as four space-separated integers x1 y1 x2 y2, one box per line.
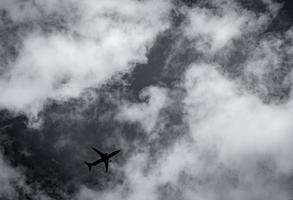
84 147 120 172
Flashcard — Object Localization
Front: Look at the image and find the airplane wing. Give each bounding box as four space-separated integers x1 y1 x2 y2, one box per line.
108 150 120 158
91 147 105 158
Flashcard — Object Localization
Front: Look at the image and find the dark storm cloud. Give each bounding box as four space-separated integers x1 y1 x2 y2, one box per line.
1 0 293 200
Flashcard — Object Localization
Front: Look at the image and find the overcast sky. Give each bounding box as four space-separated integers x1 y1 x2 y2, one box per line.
0 0 293 199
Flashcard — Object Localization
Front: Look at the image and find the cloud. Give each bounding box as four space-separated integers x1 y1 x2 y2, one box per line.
243 27 293 100
184 7 247 50
184 63 293 172
74 1 293 200
77 139 196 200
1 0 293 200
0 0 173 198
0 152 22 199
180 62 293 199
183 0 281 52
0 149 52 200
0 0 172 120
116 86 168 134
80 62 293 200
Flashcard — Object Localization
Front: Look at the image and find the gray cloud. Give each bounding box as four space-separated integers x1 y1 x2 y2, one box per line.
0 151 22 199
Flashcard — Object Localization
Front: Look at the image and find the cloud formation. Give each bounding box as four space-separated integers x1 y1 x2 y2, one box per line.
76 1 293 200
79 62 293 200
183 0 281 52
116 86 168 133
0 0 172 119
1 0 293 200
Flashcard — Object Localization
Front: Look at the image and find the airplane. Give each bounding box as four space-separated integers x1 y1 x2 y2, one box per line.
84 147 120 173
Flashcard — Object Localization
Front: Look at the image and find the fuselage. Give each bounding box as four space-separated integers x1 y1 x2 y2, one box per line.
84 148 120 172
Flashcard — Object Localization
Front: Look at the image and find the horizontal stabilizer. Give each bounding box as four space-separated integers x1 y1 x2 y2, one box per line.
84 161 92 172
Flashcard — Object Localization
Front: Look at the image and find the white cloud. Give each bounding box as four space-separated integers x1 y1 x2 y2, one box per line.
77 139 197 200
183 0 279 52
0 0 173 197
116 86 168 134
78 62 293 200
0 0 172 120
75 1 292 198
184 7 247 50
243 28 293 98
182 63 293 198
184 63 293 171
1 0 292 199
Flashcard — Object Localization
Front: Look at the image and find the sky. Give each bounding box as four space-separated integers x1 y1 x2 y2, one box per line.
0 0 293 199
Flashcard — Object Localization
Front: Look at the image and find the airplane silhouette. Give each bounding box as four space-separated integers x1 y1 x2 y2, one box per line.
84 147 120 172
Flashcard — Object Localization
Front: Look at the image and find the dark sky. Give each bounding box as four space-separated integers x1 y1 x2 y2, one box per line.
0 0 293 200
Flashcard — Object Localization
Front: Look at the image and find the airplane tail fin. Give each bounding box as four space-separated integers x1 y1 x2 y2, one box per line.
84 161 92 172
